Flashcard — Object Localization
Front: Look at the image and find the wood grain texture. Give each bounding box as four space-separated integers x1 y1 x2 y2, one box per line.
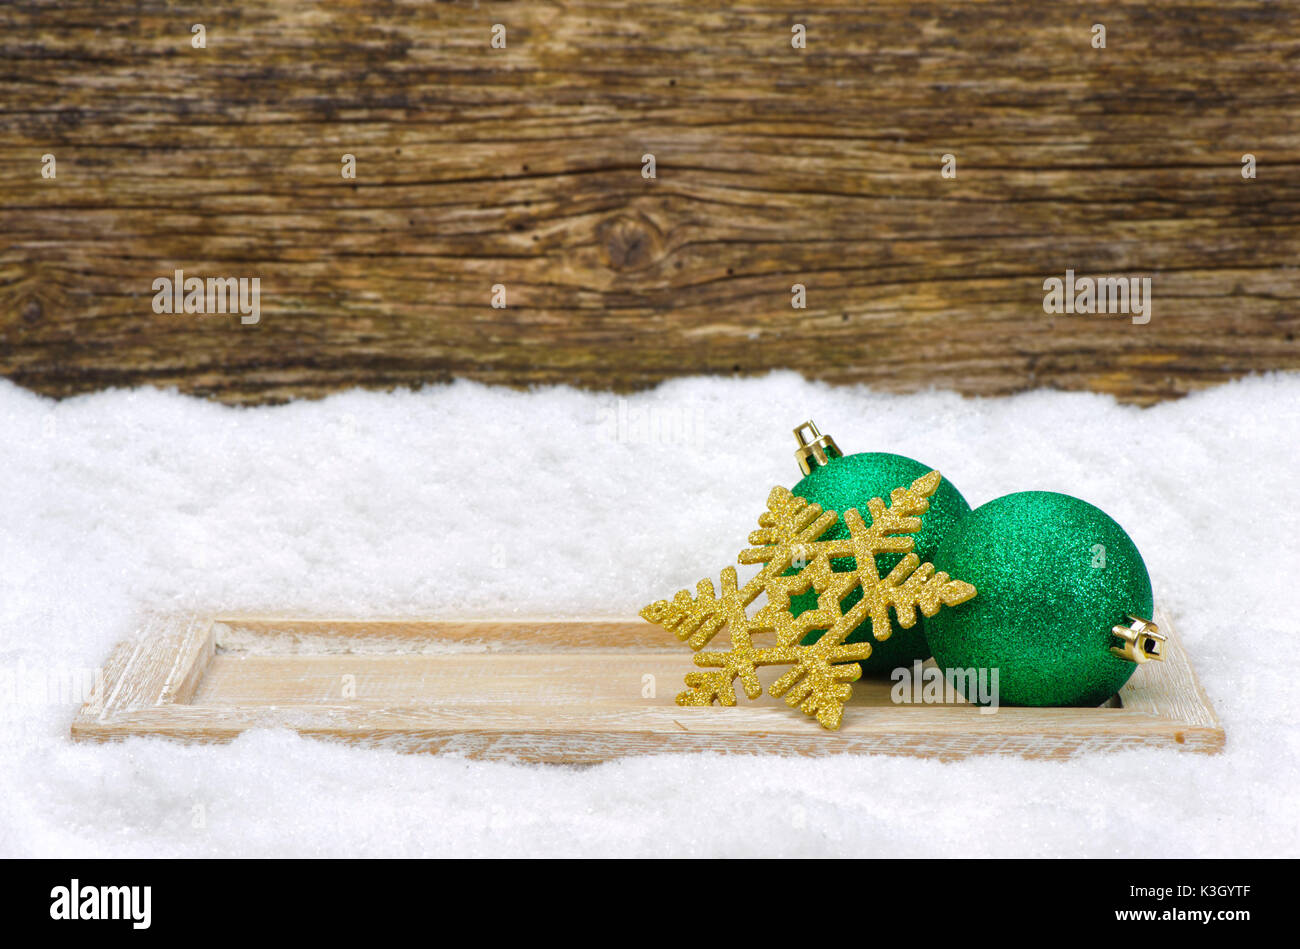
79 613 214 719
71 607 1225 761
3 2 1298 404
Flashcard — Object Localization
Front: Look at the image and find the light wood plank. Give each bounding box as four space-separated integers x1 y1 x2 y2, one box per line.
1117 607 1221 730
79 614 213 720
71 607 1225 761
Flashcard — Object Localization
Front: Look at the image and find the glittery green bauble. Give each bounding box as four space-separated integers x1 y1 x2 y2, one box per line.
791 452 971 674
924 491 1154 707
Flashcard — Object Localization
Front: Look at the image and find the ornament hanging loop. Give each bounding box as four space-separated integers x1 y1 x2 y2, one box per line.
1110 615 1165 663
793 420 840 475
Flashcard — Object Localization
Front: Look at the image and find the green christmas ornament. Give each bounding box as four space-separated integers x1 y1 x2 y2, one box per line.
924 490 1161 707
788 421 972 673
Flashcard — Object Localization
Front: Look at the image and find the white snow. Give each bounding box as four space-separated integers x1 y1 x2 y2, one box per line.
1 372 1297 857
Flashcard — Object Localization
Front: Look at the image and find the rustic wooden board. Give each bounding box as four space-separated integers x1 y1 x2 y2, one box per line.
2 2 1298 405
71 607 1224 761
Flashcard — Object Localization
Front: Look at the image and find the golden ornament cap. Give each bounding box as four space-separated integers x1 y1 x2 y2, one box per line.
793 420 840 475
1110 615 1165 663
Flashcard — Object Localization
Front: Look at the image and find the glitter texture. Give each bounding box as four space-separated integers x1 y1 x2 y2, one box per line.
791 452 972 673
924 491 1154 707
640 471 975 729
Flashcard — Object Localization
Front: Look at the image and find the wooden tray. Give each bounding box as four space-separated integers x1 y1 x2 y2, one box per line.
71 608 1223 762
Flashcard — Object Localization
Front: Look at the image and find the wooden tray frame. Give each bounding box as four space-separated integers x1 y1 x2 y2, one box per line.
71 607 1223 762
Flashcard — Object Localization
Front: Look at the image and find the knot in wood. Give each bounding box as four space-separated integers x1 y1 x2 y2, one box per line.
598 212 663 273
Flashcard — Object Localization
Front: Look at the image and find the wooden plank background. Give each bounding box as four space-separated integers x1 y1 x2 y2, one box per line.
1 1 1298 405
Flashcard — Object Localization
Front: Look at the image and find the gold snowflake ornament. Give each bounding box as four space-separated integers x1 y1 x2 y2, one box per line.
640 470 976 730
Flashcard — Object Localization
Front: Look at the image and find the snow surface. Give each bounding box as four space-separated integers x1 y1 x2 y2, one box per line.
1 372 1297 857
